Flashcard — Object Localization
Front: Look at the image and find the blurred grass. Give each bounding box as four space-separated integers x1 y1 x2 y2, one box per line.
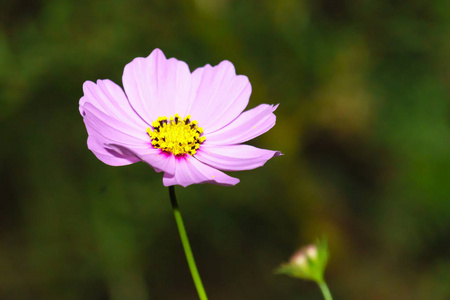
1 0 450 299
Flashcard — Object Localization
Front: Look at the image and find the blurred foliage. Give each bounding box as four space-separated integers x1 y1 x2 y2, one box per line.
1 0 450 299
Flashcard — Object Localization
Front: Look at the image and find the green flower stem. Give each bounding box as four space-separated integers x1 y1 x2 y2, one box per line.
318 280 333 300
169 186 208 300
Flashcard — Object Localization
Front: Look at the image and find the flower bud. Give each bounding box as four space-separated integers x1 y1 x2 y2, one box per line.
276 238 329 283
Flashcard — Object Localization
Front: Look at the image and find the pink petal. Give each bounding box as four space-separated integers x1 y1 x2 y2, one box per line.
162 156 240 187
83 102 148 146
187 61 251 133
204 104 278 145
80 80 147 129
122 49 192 123
87 136 140 166
80 79 150 166
195 144 281 171
82 102 152 164
136 151 176 175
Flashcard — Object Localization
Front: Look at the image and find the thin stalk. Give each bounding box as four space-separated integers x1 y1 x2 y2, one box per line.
168 186 208 300
318 280 333 300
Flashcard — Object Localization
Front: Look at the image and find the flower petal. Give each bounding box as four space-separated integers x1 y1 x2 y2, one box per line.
122 49 192 123
82 102 153 165
136 151 176 175
204 104 278 145
188 61 251 133
83 102 148 146
195 144 281 171
80 79 147 129
162 156 240 187
87 136 140 166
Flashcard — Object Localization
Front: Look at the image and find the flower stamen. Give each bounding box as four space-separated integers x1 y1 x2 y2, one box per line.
147 114 205 156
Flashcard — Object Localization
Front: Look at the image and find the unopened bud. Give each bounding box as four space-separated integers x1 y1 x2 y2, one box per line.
276 238 329 283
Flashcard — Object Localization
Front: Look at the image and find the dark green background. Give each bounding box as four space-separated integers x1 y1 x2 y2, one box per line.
1 0 450 299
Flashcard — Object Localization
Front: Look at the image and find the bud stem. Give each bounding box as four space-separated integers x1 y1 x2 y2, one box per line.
318 280 333 300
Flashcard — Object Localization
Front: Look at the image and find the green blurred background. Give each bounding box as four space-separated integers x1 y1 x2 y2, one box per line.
1 0 450 299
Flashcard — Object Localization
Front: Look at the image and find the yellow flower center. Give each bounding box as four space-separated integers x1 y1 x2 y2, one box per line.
147 114 205 156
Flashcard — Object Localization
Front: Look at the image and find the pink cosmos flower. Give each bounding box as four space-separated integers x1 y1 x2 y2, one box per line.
79 49 281 187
